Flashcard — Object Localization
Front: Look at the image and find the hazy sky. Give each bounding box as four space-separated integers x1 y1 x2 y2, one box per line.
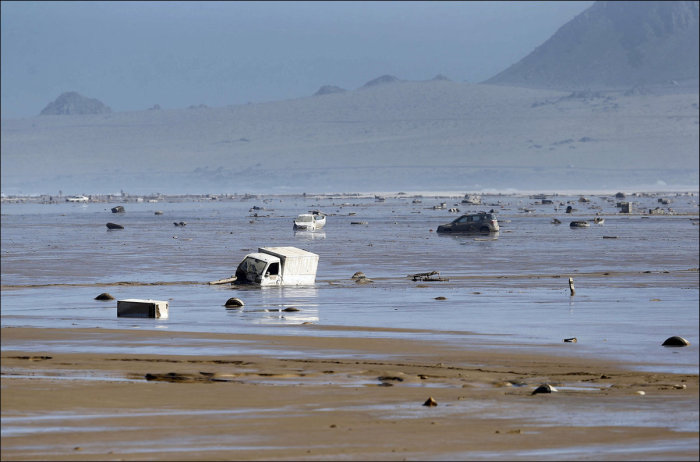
1 1 593 119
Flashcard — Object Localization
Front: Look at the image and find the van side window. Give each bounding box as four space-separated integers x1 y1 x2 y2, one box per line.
267 262 280 276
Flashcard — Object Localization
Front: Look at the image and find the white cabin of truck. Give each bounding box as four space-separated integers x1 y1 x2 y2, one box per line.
236 247 319 286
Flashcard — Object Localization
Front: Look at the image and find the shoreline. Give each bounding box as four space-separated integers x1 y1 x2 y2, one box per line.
2 326 698 460
2 189 698 204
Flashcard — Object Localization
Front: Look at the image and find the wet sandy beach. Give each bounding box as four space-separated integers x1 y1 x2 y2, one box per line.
2 325 698 461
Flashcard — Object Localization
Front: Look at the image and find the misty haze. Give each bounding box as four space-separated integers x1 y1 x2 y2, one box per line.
1 1 698 196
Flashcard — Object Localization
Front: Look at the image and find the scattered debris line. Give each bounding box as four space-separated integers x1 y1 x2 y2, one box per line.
410 271 449 282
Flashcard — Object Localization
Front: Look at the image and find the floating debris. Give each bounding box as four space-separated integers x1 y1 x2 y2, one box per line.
570 220 590 228
434 296 447 301
568 277 575 296
106 222 124 230
351 271 373 283
350 221 368 225
154 210 164 215
111 206 125 213
209 276 237 285
117 299 168 319
410 271 448 282
551 218 562 224
563 337 577 343
283 307 300 312
173 221 187 227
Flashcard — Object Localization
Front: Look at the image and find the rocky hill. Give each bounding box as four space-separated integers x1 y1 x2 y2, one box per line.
40 91 112 116
486 1 699 90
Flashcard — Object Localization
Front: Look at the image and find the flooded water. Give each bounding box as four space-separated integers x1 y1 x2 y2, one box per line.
2 192 698 373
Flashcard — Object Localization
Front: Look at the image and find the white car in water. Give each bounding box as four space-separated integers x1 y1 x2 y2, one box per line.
293 212 326 231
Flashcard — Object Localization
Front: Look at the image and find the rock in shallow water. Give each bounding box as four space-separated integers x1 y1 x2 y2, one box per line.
532 383 558 395
94 292 114 300
224 297 244 307
661 336 690 347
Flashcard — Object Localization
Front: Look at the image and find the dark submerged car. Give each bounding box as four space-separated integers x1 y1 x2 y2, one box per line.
436 212 500 234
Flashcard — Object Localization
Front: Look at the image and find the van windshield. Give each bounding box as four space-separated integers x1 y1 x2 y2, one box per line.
240 257 268 277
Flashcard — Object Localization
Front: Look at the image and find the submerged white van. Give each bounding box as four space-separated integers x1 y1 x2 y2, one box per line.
234 247 319 286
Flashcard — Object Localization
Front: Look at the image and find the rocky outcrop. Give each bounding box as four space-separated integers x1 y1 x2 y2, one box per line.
40 92 112 116
486 1 699 90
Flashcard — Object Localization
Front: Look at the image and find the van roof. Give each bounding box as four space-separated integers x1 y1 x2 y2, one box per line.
260 247 318 258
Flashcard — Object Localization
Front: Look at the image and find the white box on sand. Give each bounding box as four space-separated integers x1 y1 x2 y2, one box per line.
117 299 169 319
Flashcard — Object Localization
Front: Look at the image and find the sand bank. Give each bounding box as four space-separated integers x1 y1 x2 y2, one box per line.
1 326 697 460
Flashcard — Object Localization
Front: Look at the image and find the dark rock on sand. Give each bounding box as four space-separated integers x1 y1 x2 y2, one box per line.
145 372 199 383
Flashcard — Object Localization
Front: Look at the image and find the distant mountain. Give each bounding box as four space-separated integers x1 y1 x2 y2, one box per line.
40 91 112 116
486 1 699 90
361 74 401 88
314 85 346 96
